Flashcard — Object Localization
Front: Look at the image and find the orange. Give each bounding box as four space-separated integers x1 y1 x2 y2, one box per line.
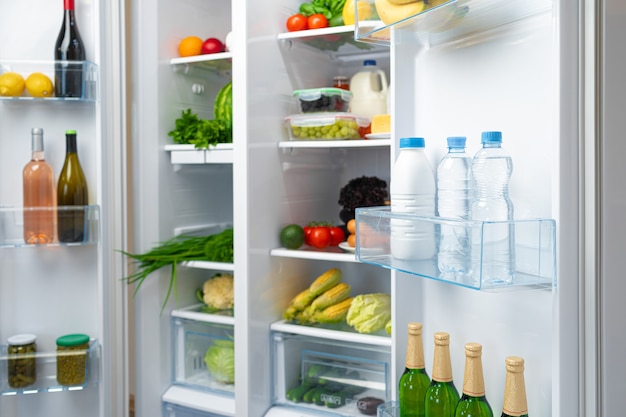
178 36 203 57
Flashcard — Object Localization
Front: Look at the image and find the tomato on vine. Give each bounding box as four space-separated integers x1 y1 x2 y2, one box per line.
286 13 308 32
307 14 329 29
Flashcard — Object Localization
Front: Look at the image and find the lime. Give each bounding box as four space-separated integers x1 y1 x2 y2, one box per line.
280 224 305 250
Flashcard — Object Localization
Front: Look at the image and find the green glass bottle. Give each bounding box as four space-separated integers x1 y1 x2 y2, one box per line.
57 129 88 242
399 322 431 417
454 343 494 417
425 332 460 417
500 356 529 417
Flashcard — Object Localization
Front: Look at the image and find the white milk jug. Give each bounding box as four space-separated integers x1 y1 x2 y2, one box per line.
349 60 388 120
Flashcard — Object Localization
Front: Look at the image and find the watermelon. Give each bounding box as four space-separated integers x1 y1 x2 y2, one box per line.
214 81 232 123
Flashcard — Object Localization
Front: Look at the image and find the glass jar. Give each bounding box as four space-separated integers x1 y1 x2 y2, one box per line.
7 333 37 388
333 75 350 90
56 333 90 386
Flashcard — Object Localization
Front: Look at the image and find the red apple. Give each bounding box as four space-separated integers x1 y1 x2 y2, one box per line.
201 38 225 54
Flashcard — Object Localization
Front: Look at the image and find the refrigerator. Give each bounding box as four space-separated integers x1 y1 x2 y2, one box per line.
2 0 626 416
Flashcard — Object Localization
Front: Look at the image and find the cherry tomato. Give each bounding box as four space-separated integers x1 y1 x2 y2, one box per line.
303 225 314 246
286 13 308 32
307 14 329 29
309 227 331 249
329 226 345 246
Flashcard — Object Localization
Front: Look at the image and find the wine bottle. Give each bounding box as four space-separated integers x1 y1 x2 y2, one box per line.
54 0 86 98
23 128 56 244
425 332 460 417
57 130 88 242
454 343 494 417
399 322 431 417
501 356 529 417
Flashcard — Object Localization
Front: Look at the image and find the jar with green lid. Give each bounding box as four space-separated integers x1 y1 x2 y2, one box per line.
56 333 89 386
7 333 37 388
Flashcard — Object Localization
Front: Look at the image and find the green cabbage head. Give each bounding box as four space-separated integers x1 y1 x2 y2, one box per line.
204 339 235 384
346 293 391 334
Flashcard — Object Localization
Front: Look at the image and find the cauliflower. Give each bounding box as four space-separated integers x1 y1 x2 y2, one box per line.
197 273 234 312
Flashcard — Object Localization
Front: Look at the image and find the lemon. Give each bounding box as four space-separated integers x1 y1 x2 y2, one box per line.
0 72 26 97
343 0 374 26
25 72 54 98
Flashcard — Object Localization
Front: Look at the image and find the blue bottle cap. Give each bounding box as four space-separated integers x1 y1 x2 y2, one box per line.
399 137 425 148
447 136 466 148
481 131 502 144
364 59 377 66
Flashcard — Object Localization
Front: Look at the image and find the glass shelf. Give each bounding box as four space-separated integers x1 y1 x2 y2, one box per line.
0 60 97 102
270 320 391 347
169 52 233 76
355 0 552 47
277 23 389 60
165 144 234 165
278 138 391 149
270 247 360 263
355 206 556 291
0 339 100 395
0 205 100 248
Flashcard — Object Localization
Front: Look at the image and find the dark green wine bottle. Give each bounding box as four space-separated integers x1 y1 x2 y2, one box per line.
424 332 460 417
399 322 431 417
454 343 493 417
57 130 88 242
500 356 529 417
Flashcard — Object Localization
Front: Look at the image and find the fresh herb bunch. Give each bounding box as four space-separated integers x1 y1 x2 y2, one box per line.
168 109 232 149
338 176 388 212
121 228 234 313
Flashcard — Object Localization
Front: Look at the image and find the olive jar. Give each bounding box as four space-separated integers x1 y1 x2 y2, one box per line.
7 333 37 389
56 333 90 386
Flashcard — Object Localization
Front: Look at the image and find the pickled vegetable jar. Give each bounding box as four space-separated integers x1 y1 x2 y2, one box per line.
56 333 89 386
7 333 37 388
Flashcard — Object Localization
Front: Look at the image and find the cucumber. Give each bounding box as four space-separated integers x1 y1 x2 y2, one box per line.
286 381 316 403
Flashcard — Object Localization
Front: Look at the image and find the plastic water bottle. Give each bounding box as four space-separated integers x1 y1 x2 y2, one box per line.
390 137 436 260
436 137 472 282
470 131 515 285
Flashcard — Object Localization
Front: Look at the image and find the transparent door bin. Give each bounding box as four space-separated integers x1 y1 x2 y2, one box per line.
0 205 100 247
355 206 556 291
355 0 552 47
0 60 97 102
171 317 235 396
272 332 390 416
377 401 399 417
0 339 100 395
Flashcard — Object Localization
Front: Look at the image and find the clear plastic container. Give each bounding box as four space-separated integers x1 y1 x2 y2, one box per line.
284 113 370 141
293 87 352 113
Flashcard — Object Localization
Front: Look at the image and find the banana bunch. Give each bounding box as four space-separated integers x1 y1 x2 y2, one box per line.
283 268 353 325
374 0 447 26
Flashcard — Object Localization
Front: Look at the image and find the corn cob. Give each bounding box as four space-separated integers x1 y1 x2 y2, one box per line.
309 268 342 297
310 297 354 324
283 288 314 320
306 282 352 316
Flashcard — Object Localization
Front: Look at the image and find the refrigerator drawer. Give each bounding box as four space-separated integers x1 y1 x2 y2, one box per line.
163 401 227 417
355 206 556 291
272 332 390 416
171 316 234 396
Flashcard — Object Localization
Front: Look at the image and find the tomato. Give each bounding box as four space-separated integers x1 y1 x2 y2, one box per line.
309 227 331 249
307 14 329 29
303 225 314 246
286 13 308 32
329 226 345 246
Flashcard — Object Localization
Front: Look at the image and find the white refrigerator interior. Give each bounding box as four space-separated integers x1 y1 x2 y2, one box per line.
0 0 127 416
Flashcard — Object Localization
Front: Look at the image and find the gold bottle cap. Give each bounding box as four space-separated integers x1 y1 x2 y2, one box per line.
434 331 450 345
464 342 482 357
408 322 423 335
505 356 525 372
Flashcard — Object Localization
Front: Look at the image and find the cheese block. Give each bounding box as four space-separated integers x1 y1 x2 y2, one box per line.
371 114 391 134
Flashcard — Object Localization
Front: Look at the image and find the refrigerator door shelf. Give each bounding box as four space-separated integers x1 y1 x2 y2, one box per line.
165 144 234 165
0 205 100 248
0 339 100 395
0 60 97 102
355 206 556 291
355 0 552 47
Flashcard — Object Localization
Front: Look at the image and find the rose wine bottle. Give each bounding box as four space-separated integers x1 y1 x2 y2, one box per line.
54 0 86 98
23 128 56 244
57 130 88 242
399 322 431 417
454 343 494 417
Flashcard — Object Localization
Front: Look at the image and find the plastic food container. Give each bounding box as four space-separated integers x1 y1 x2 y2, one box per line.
284 113 370 141
56 333 90 386
7 334 37 388
293 87 352 113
